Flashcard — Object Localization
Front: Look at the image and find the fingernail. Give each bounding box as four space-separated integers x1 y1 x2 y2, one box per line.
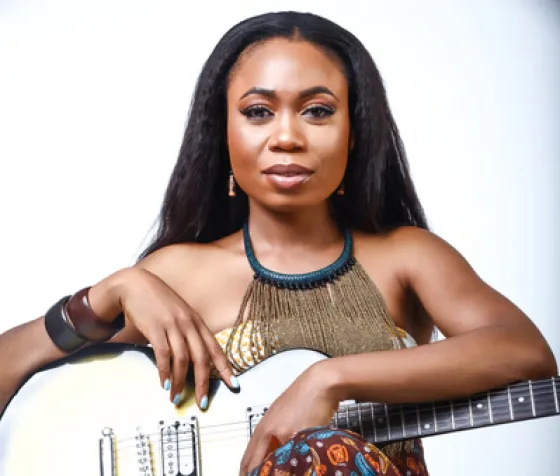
200 395 208 411
230 375 240 389
173 393 182 405
163 379 171 391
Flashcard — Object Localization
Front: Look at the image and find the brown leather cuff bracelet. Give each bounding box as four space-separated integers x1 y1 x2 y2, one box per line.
65 287 125 342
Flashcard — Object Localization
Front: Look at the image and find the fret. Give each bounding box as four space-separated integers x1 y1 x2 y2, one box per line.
450 398 471 430
334 410 339 429
432 402 438 433
370 403 377 442
417 403 436 436
529 381 536 417
507 387 514 420
400 403 420 439
384 404 392 440
487 392 494 424
533 379 558 417
434 400 454 433
357 404 364 436
359 404 376 442
468 398 474 427
372 404 389 442
346 403 359 433
489 388 512 423
345 405 350 430
400 405 406 438
509 383 533 420
386 405 404 441
450 400 455 430
470 394 491 427
554 378 559 414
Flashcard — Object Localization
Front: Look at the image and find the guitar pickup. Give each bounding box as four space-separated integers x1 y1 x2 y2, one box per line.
159 417 200 476
246 405 269 437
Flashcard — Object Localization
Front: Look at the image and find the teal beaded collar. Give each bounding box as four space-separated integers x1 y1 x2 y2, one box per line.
243 223 355 290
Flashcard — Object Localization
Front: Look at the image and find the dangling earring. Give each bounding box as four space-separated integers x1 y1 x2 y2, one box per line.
228 171 236 197
336 182 345 196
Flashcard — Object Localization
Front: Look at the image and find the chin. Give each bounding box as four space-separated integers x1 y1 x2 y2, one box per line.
254 193 328 214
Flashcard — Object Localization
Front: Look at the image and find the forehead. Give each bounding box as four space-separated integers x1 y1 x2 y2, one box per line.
228 38 348 96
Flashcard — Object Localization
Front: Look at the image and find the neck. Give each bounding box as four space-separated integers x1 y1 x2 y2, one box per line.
246 201 342 251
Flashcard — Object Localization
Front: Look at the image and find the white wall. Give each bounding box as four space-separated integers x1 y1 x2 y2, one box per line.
0 0 558 474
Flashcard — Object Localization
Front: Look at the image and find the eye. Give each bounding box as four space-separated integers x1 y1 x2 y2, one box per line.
302 105 335 119
240 105 273 120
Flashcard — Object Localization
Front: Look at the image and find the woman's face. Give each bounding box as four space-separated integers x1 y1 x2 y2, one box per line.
227 38 351 211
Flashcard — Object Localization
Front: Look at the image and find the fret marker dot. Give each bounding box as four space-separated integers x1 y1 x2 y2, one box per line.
518 397 525 403
476 403 483 409
424 423 431 429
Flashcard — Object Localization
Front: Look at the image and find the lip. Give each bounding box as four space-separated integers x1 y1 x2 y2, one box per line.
261 163 313 190
262 163 313 175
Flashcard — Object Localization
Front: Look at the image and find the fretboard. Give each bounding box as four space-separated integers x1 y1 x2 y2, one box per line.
332 376 559 444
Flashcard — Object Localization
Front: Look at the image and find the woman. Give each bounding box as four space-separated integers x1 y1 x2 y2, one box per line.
0 11 556 475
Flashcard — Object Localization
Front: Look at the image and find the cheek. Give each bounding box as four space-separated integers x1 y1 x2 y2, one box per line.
227 117 265 169
313 123 350 178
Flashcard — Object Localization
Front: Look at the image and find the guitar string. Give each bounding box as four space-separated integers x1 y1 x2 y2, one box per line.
111 380 560 447
114 391 560 459
108 381 559 452
114 410 560 457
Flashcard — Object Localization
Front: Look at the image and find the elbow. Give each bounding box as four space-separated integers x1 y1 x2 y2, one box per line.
519 340 558 381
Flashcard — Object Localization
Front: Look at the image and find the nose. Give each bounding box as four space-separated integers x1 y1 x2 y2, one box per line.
268 112 305 152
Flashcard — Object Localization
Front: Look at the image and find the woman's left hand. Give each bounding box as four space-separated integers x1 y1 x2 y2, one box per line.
239 361 339 475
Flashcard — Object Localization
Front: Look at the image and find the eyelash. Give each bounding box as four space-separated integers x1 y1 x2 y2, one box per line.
240 104 335 120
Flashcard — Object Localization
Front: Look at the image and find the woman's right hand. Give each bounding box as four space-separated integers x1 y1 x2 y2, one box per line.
108 267 238 409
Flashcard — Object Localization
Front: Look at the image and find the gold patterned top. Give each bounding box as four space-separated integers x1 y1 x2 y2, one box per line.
214 320 417 376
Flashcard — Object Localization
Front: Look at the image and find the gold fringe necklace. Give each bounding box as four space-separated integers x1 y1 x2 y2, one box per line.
224 223 404 374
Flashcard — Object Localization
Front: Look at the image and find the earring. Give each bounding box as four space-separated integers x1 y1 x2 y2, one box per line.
228 171 236 197
336 182 345 196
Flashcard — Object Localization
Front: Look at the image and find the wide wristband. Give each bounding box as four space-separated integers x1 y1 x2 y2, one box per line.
66 287 125 342
44 295 88 353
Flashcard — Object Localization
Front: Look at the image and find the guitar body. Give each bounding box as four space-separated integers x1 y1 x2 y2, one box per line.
0 345 328 476
1 344 558 475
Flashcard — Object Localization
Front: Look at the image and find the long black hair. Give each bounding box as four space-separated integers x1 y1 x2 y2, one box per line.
139 11 428 259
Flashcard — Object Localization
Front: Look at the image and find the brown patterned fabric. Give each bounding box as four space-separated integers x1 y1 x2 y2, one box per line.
249 427 429 476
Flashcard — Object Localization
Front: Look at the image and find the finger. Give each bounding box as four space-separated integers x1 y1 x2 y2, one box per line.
183 329 211 410
195 318 240 390
167 328 190 404
150 328 172 390
240 430 273 476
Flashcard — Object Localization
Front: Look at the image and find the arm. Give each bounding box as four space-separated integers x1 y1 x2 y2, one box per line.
0 243 237 415
319 227 558 404
0 269 146 414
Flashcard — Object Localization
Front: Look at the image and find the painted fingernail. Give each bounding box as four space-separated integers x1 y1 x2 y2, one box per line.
230 375 240 389
163 379 171 391
173 393 182 405
200 395 208 411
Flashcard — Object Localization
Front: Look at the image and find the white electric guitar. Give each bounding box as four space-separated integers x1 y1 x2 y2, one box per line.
0 344 558 475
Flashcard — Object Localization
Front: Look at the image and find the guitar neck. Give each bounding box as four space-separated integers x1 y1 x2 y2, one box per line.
334 376 560 444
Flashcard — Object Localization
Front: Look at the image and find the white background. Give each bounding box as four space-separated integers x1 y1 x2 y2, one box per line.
0 0 559 474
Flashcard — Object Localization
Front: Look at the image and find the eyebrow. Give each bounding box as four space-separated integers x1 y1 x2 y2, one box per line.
240 85 338 101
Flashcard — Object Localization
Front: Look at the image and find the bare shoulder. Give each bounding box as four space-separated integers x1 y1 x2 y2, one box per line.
136 242 214 278
353 226 491 342
354 225 469 283
356 226 541 340
134 232 246 292
130 232 252 332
